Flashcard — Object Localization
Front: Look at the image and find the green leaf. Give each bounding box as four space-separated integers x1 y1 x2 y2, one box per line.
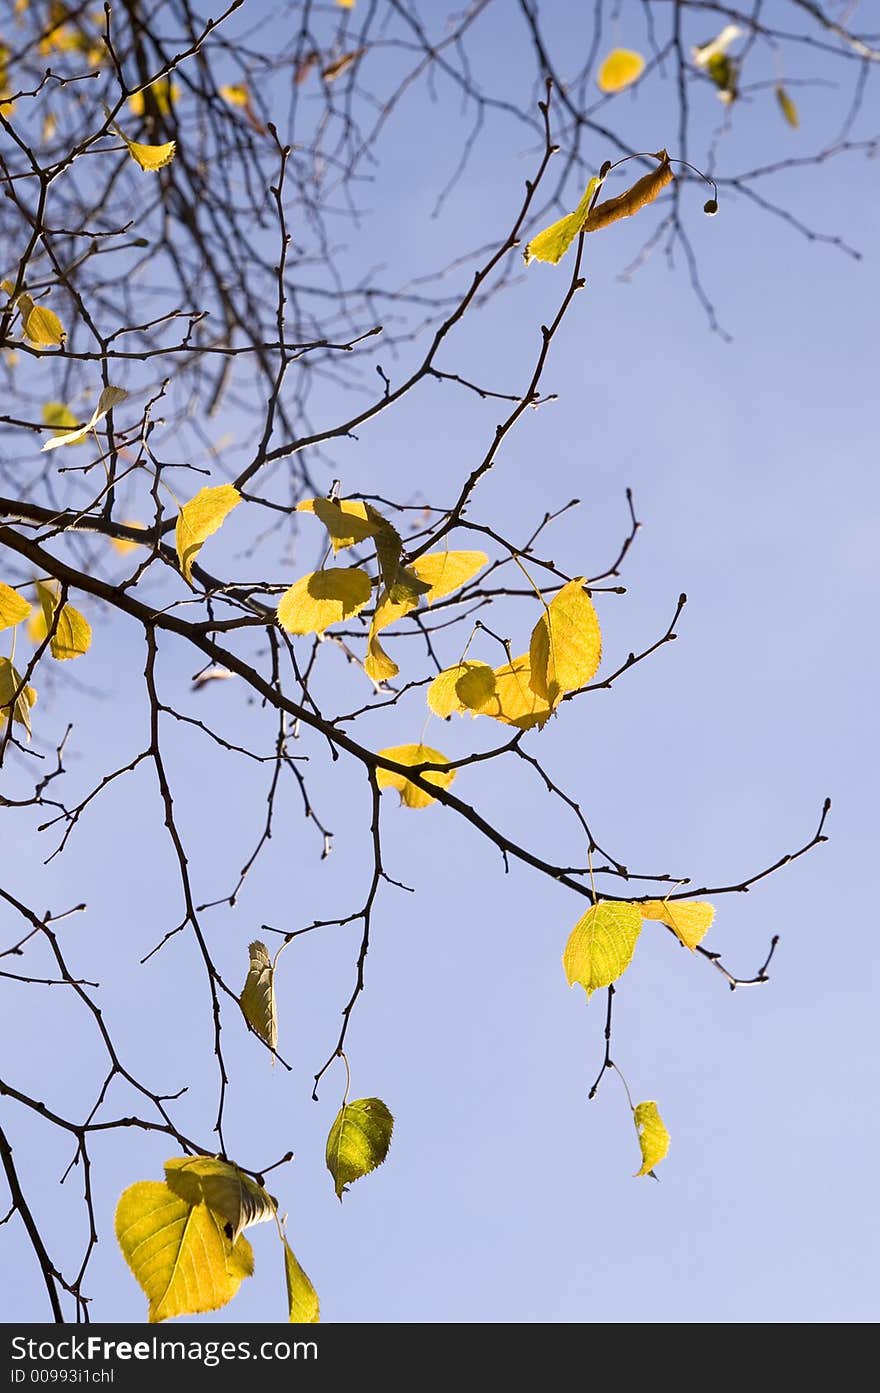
283 1237 320 1323
239 940 277 1051
37 581 91 660
114 1181 254 1322
633 1101 670 1177
0 656 37 738
175 483 241 582
326 1097 394 1200
277 567 372 635
528 578 602 706
640 899 715 950
376 743 455 809
0 583 31 630
164 1156 275 1244
562 901 643 998
776 84 799 128
523 176 601 266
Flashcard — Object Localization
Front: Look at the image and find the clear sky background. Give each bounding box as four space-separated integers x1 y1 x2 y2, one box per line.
2 1 878 1324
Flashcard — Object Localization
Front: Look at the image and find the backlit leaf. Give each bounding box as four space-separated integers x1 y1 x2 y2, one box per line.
114 1181 253 1322
0 583 31 629
482 653 553 730
596 48 645 93
37 581 91 660
410 549 488 601
364 631 399 683
326 1097 393 1200
523 176 601 266
563 901 643 998
427 661 497 719
297 496 379 551
376 743 455 809
164 1156 275 1245
41 384 128 450
175 483 241 582
124 136 176 171
277 567 372 635
640 899 715 950
284 1237 320 1323
0 656 37 738
24 304 65 346
633 1101 670 1177
776 84 799 128
529 578 601 706
239 940 277 1051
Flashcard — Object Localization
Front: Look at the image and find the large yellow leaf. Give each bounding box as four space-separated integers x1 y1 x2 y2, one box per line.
164 1156 275 1245
0 583 31 630
115 1182 254 1322
239 940 277 1050
376 743 455 809
633 1101 670 1177
529 578 601 706
0 656 37 738
284 1237 320 1323
277 567 372 635
409 549 488 601
296 496 379 551
563 901 643 998
124 136 176 171
24 304 65 346
523 176 601 266
427 661 497 719
42 384 128 451
640 899 715 950
175 483 241 582
326 1097 393 1200
596 48 645 93
37 581 91 660
482 653 553 730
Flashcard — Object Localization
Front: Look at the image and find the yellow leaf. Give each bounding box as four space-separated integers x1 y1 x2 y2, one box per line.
410 550 488 602
523 176 601 266
776 84 799 128
175 483 241 582
597 48 645 93
364 632 399 683
362 549 488 681
482 653 553 730
0 583 31 630
633 1101 670 1177
336 0 355 7
123 135 176 171
326 1097 394 1199
42 112 58 142
128 79 179 117
37 581 91 660
164 1156 275 1244
27 605 47 644
24 304 65 346
296 496 379 551
42 384 128 450
563 901 643 998
529 578 601 707
640 900 715 950
239 940 277 1051
114 1181 253 1323
427 661 497 719
42 402 80 434
0 656 37 738
284 1237 320 1323
376 743 455 809
219 82 249 107
111 519 146 555
277 567 371 635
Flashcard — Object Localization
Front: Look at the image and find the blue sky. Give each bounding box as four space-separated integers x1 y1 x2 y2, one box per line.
2 1 878 1323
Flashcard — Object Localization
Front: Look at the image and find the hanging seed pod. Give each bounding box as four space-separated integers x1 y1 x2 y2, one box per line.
583 150 674 233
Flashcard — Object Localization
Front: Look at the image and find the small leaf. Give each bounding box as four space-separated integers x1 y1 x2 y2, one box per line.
42 402 80 434
640 900 715 950
164 1156 275 1244
0 656 37 738
24 304 65 346
633 1101 670 1177
326 1097 393 1200
41 384 128 451
124 136 176 171
219 83 249 107
376 743 455 809
175 483 241 582
523 176 601 266
776 84 799 128
427 661 496 719
277 567 372 635
529 578 601 706
37 581 91 660
239 940 277 1051
0 583 31 630
322 49 365 82
563 901 643 998
284 1237 320 1323
596 48 645 93
115 1181 253 1322
336 0 355 7
128 79 179 117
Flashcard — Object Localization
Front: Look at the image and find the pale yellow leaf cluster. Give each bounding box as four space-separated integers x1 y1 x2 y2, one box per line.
633 1101 670 1177
175 483 241 582
596 48 645 93
376 743 455 809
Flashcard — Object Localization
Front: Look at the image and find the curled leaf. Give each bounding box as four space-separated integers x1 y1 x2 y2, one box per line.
124 136 176 171
523 175 602 266
297 496 379 551
175 483 241 582
376 743 455 809
41 384 128 451
239 940 277 1051
164 1156 275 1244
277 567 372 635
596 48 645 93
326 1097 393 1200
563 901 643 998
633 1101 670 1177
322 49 365 82
583 152 674 233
